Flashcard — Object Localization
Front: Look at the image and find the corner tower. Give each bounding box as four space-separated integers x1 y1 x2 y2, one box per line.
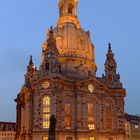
44 0 97 78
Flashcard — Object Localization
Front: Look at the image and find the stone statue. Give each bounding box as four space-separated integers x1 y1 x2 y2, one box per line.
48 114 57 140
49 114 57 132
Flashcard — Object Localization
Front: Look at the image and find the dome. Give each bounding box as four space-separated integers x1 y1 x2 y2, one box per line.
54 24 95 63
53 23 96 78
45 0 97 78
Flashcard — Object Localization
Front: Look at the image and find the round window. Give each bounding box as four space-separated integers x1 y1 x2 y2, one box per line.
88 84 94 93
43 81 50 89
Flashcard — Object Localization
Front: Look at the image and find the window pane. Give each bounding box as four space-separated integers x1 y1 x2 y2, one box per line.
43 107 50 113
89 137 95 140
43 136 48 140
43 97 50 105
88 103 95 130
43 121 50 129
43 114 50 120
88 124 95 130
42 96 50 129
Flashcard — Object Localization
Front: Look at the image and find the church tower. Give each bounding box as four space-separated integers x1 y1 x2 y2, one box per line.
15 1 126 140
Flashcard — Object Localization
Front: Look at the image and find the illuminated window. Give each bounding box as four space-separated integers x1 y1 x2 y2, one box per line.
106 104 112 129
88 124 95 130
43 106 50 113
43 136 48 140
135 125 139 129
42 96 50 129
88 103 95 130
88 84 94 93
43 81 50 89
89 137 95 140
43 114 50 119
65 104 71 129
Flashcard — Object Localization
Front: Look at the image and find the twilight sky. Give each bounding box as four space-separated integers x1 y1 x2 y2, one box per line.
0 0 140 122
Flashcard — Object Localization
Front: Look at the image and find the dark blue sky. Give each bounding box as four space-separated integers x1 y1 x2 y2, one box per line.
0 0 140 122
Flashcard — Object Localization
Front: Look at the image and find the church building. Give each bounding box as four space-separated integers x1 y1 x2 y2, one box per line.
15 0 126 140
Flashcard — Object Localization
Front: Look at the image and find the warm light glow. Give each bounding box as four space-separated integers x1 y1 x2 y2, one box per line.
89 137 95 140
43 81 50 89
88 84 94 93
88 124 95 130
43 136 48 140
43 121 50 129
88 103 95 130
135 125 139 129
43 114 50 119
43 96 50 105
57 16 80 29
43 107 50 113
42 96 50 129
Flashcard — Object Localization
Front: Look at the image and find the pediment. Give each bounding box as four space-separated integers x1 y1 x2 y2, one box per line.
32 77 56 90
76 77 107 93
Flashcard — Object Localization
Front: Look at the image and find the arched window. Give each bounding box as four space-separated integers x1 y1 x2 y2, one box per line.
42 136 48 140
68 4 74 14
88 103 95 130
42 96 50 129
106 103 112 129
64 104 71 129
45 62 49 70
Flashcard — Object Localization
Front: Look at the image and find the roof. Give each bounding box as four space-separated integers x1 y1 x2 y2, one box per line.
0 122 16 131
125 113 140 124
